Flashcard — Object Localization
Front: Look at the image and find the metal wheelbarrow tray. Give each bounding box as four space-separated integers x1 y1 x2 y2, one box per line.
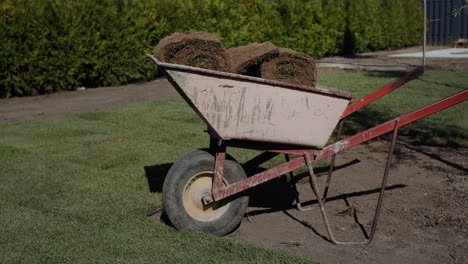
147 55 467 244
150 56 353 148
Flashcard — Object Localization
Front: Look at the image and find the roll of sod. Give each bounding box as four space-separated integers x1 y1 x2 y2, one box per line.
154 32 230 71
260 48 317 87
227 42 278 76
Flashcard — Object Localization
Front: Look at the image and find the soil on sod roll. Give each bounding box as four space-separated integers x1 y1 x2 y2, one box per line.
154 31 230 71
260 48 317 87
227 42 279 76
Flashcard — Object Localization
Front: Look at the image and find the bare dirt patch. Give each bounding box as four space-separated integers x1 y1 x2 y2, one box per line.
0 78 177 125
226 139 467 264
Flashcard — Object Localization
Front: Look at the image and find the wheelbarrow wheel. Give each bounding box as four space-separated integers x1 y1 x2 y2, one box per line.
162 150 249 236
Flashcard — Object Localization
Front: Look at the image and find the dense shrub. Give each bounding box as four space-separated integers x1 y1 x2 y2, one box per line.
0 0 423 97
345 0 384 53
0 0 157 97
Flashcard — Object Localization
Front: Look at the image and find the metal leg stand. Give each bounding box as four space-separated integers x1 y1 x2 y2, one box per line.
303 120 400 245
212 141 226 193
322 119 344 202
286 154 314 212
296 119 344 212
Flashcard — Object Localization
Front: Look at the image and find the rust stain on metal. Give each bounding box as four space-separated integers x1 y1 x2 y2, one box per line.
213 148 226 192
205 156 306 202
219 84 234 88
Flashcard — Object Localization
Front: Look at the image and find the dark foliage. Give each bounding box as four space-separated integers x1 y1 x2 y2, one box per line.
0 0 423 97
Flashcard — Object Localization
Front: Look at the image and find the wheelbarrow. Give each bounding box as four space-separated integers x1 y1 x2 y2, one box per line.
147 55 467 244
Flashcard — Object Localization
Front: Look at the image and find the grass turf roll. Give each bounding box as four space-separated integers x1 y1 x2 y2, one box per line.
260 48 317 87
154 32 230 71
227 42 278 76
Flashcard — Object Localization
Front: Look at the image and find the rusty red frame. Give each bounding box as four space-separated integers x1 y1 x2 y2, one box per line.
202 68 467 206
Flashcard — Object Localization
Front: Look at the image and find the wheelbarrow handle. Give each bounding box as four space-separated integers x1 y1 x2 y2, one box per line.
317 89 467 160
145 54 161 65
341 67 425 119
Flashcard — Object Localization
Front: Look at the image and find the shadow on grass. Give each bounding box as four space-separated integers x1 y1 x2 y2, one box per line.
144 163 173 193
417 77 468 90
338 106 467 147
362 70 407 78
336 70 467 146
343 54 377 59
339 107 393 137
144 164 175 228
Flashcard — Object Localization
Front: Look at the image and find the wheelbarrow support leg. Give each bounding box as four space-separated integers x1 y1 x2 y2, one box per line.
213 142 226 193
322 119 345 202
296 119 344 211
285 154 312 212
303 119 400 245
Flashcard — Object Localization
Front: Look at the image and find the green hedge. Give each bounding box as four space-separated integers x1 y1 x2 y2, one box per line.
0 0 423 97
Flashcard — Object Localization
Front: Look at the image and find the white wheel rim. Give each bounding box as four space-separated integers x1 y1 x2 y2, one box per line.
182 171 230 222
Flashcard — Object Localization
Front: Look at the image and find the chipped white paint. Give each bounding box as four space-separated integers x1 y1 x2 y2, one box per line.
331 140 350 153
167 69 351 148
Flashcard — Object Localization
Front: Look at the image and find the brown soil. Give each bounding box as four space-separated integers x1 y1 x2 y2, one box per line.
261 48 317 86
154 31 230 71
0 78 177 125
223 139 467 264
227 42 278 74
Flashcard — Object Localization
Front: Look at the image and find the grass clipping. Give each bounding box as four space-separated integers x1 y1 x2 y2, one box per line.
261 48 317 87
154 31 230 71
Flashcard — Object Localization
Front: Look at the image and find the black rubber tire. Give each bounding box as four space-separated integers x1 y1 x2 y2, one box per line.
162 149 249 236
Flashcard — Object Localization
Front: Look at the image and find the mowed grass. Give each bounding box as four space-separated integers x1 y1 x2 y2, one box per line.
0 99 312 263
0 70 466 263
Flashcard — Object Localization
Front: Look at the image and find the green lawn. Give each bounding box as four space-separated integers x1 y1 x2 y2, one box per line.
0 70 466 263
0 100 313 264
320 70 467 146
